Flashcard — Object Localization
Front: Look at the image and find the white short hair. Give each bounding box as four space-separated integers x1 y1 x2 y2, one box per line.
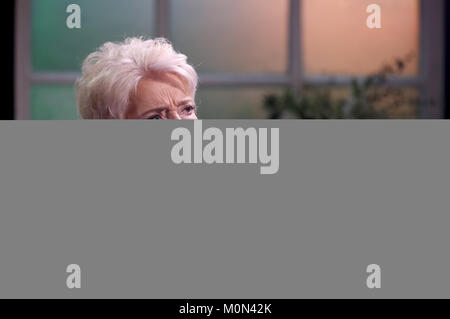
76 37 198 119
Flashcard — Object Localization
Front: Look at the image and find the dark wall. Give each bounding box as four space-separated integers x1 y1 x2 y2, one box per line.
3 1 15 120
446 1 450 118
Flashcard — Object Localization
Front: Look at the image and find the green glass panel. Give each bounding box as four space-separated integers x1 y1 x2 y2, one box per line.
32 0 155 71
31 85 79 120
171 0 288 74
196 88 283 119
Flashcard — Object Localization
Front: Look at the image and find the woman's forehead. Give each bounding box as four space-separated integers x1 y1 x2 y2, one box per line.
136 76 192 104
143 72 189 94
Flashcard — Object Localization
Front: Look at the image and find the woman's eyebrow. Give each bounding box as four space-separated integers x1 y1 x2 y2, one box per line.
139 107 168 117
177 99 195 106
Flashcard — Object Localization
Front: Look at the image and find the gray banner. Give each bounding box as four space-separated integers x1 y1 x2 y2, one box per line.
0 120 449 298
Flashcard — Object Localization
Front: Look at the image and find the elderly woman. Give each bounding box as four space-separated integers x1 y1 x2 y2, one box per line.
76 37 198 120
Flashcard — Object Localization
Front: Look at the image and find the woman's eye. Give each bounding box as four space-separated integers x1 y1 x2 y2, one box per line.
183 105 195 114
147 115 162 120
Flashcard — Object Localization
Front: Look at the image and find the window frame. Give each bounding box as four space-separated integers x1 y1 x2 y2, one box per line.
15 0 445 119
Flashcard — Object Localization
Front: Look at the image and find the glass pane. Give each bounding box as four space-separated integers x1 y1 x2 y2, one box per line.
32 0 155 71
196 88 283 119
302 0 419 76
171 0 288 74
31 85 79 120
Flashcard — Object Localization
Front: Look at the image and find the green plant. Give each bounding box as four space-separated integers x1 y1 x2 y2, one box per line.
264 54 420 119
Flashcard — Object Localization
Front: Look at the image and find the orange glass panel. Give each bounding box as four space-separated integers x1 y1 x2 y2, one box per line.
302 0 420 76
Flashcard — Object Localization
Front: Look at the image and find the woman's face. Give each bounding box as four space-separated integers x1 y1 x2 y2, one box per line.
125 74 197 120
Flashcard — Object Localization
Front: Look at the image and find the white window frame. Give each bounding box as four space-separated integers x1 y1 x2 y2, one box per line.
15 0 445 119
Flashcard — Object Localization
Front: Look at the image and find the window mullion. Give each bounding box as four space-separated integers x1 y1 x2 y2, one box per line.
419 0 445 118
288 0 302 93
15 0 32 120
156 0 170 38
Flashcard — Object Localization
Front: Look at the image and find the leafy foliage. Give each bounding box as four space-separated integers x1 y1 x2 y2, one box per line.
264 54 420 119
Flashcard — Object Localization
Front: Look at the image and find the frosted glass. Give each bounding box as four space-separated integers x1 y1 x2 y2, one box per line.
196 88 282 119
32 0 155 71
302 0 419 76
171 0 288 74
31 85 79 120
